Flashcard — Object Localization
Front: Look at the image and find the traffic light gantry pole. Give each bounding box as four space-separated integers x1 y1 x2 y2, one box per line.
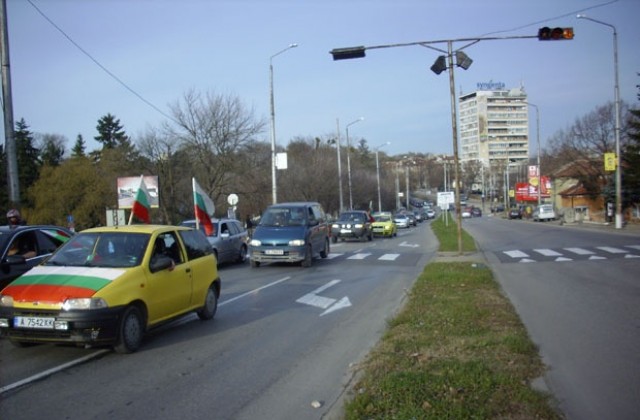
330 28 573 254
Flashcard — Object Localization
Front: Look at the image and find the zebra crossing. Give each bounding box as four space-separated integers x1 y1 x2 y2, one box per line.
499 245 640 263
326 251 420 266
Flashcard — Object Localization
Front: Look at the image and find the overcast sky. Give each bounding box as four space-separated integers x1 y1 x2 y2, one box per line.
4 0 639 157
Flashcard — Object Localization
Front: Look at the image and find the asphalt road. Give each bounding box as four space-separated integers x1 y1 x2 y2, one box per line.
0 221 437 419
462 214 640 420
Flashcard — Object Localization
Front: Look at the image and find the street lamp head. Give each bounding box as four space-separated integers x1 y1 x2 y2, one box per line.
576 14 586 19
289 43 299 48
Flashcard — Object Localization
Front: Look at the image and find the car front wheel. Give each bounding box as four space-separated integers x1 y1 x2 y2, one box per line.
301 244 313 267
320 238 329 259
114 305 144 354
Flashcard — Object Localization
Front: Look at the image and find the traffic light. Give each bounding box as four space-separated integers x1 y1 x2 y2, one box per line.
538 27 574 40
330 46 366 60
430 55 447 75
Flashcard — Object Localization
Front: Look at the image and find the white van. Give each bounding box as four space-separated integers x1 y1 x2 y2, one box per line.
533 204 556 222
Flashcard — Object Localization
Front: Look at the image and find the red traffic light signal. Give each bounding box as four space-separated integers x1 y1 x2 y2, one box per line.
538 27 574 40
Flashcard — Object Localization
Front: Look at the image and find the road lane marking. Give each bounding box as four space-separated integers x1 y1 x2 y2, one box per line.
534 249 563 257
220 276 291 306
597 246 627 254
504 250 529 258
348 253 371 260
379 253 400 261
0 350 109 396
564 247 595 255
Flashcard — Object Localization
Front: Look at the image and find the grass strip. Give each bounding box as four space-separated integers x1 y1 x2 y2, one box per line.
343 216 559 419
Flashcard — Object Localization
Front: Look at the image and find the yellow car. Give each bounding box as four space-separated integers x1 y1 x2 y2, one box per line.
371 214 397 238
0 225 220 353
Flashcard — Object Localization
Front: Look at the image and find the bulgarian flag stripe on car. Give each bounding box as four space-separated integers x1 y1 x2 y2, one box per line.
42 229 72 242
3 266 124 303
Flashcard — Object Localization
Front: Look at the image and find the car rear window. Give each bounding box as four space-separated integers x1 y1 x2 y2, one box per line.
179 229 213 260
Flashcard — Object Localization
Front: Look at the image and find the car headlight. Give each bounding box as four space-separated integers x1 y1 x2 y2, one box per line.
62 298 108 311
354 223 363 228
250 239 262 246
332 223 340 229
289 239 305 246
0 295 14 307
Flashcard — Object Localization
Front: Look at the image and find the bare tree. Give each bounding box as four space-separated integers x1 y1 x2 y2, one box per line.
167 89 267 209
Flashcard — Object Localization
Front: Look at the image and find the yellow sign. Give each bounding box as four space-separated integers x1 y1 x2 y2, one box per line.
604 153 616 172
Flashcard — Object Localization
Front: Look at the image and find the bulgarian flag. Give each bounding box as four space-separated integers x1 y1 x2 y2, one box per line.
193 177 215 236
129 175 151 224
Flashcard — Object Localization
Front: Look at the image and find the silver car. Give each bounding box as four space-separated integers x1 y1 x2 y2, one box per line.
181 218 248 266
393 214 410 229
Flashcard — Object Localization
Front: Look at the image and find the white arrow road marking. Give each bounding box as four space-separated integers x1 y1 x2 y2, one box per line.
296 279 351 315
399 241 420 248
321 296 352 316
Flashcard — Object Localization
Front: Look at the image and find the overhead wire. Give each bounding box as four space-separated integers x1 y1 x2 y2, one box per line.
25 0 179 125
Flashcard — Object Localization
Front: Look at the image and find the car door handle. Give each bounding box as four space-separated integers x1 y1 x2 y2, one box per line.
185 268 191 273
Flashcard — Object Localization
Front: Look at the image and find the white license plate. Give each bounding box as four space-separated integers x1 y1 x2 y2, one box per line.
15 316 55 329
340 229 352 233
265 249 284 255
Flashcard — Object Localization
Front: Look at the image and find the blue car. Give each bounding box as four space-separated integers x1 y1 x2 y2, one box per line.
249 202 330 268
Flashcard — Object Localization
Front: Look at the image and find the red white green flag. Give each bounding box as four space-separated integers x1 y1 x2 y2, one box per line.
129 175 151 224
192 178 215 236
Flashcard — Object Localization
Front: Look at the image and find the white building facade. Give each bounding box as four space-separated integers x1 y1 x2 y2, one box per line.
459 84 530 167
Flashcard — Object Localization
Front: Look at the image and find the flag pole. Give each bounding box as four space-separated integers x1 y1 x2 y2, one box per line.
192 177 200 231
128 175 144 225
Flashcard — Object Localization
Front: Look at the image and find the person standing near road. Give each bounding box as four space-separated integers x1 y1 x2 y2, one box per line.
6 209 26 228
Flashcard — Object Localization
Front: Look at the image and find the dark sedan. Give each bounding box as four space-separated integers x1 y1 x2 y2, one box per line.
508 208 523 219
0 225 74 290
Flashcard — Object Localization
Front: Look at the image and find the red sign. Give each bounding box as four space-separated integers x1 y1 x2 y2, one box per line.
515 176 551 202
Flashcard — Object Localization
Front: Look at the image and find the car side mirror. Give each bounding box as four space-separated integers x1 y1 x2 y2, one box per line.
150 256 174 273
308 219 319 227
3 255 26 266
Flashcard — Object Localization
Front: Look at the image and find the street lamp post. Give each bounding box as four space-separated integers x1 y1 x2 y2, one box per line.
577 14 622 229
345 117 364 210
269 43 298 204
334 118 344 213
374 142 390 212
525 102 542 206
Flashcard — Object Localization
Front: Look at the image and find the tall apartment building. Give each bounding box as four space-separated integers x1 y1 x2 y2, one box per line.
458 84 530 168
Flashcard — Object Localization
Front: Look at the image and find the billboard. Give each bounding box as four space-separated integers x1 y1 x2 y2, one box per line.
117 176 160 209
515 176 551 202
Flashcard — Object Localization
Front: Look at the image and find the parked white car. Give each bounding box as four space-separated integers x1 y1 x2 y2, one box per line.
533 204 556 222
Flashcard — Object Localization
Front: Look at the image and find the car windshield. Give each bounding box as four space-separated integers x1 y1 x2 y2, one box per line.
45 232 150 268
259 208 307 227
338 212 365 223
374 215 391 222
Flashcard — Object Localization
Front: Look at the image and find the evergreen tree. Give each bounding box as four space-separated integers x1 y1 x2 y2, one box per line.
71 134 86 157
14 119 41 206
95 113 129 149
39 134 66 166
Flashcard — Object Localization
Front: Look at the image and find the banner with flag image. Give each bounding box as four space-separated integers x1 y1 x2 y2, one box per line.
193 178 215 236
129 175 152 224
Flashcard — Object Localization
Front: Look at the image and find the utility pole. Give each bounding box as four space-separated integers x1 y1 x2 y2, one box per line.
1 0 20 205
